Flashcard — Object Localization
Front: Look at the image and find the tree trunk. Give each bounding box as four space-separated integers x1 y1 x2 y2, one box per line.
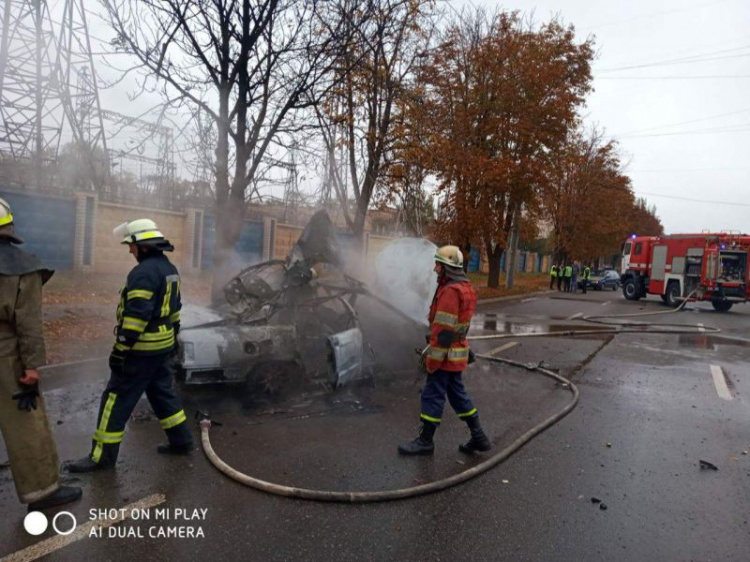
505 207 521 290
485 240 503 289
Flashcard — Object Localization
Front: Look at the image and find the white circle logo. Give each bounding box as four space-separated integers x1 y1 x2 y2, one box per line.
24 512 48 536
52 512 77 536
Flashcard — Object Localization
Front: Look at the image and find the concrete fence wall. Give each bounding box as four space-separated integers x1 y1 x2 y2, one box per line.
0 187 399 275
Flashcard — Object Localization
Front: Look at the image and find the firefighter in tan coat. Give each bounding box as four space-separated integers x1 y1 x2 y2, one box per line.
0 197 82 511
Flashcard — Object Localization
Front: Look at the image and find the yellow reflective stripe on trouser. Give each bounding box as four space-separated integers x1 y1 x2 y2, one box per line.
92 392 118 463
427 346 448 361
420 413 442 423
122 316 148 332
433 311 458 327
447 347 469 362
127 289 154 300
94 430 125 444
160 410 187 430
457 408 478 418
169 311 180 324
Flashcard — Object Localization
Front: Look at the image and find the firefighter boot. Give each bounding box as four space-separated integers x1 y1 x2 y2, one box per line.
157 442 193 455
64 452 115 473
28 486 82 512
459 416 492 454
398 422 437 456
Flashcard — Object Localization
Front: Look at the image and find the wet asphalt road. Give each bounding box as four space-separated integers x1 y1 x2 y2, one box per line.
1 289 749 561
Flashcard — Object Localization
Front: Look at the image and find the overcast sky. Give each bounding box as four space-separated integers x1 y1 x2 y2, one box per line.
79 0 750 235
464 0 750 234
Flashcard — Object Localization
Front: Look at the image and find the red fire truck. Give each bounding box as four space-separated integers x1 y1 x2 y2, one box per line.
619 232 750 311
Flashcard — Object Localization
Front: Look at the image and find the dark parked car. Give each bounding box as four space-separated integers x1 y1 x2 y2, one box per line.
578 269 621 291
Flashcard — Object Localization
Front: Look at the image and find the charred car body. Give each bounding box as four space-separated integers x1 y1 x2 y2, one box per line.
176 211 371 391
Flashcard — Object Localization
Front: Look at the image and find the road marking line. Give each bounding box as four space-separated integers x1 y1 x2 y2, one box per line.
567 312 583 320
710 365 733 401
601 301 611 307
698 323 705 333
1 494 166 562
488 342 518 356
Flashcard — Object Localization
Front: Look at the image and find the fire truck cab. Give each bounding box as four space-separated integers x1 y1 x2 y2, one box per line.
619 233 750 312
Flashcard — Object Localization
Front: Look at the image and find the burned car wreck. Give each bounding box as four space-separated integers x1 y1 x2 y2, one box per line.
176 211 407 392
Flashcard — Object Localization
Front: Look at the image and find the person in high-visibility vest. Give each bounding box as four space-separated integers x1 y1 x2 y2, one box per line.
549 263 557 289
581 265 591 293
557 263 564 291
563 264 573 292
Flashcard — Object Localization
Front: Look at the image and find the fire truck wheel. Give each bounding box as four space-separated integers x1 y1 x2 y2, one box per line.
623 279 640 301
711 301 733 312
665 282 681 308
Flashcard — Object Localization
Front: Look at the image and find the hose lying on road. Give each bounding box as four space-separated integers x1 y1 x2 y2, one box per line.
198 294 716 502
198 355 578 503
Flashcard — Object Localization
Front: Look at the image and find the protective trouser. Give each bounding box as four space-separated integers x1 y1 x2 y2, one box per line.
557 275 563 291
0 356 60 503
420 369 477 425
87 354 192 466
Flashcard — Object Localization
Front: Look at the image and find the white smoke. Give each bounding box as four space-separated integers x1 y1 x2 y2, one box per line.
373 238 437 325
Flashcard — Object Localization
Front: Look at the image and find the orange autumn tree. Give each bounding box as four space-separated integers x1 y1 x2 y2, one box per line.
545 130 664 264
413 10 594 287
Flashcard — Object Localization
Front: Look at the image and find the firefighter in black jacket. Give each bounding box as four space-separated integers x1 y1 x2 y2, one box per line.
67 219 193 472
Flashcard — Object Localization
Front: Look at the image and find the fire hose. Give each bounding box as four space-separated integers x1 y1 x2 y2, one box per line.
198 355 578 503
198 291 717 503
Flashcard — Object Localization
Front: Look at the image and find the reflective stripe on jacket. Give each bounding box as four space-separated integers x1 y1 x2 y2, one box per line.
114 253 181 356
426 277 477 373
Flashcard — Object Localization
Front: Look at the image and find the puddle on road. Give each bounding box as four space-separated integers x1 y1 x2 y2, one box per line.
677 334 750 350
471 313 589 334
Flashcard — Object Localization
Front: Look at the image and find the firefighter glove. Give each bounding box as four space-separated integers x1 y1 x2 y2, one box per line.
109 349 127 373
12 384 39 412
418 346 429 375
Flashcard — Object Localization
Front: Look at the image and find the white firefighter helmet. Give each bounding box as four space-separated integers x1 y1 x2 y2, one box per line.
0 197 13 227
113 218 165 245
434 245 463 269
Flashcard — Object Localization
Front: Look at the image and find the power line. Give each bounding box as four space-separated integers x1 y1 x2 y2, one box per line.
596 51 750 73
615 106 750 136
622 125 750 138
597 75 750 80
629 167 750 173
635 191 750 208
597 45 750 72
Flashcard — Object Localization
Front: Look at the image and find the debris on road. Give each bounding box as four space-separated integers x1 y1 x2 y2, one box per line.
599 503 608 511
699 460 719 471
590 497 602 504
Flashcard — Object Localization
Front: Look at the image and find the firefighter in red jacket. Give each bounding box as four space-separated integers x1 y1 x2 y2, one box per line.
398 245 491 456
